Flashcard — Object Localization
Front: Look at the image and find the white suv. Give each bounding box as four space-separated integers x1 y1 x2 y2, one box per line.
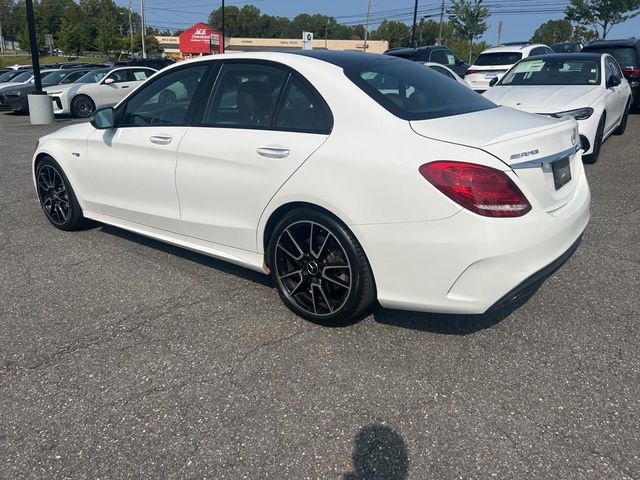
465 43 554 92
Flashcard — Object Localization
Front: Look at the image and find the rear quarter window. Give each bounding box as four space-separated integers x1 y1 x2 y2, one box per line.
346 60 496 120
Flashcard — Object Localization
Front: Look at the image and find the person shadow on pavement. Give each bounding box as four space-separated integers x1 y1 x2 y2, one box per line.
342 424 409 480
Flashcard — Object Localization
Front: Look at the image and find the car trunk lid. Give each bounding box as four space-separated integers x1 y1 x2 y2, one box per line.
410 106 582 212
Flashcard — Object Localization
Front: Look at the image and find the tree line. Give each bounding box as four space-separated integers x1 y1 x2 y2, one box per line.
0 0 638 59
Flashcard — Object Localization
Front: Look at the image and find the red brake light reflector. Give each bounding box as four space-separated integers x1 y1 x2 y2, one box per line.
622 67 640 77
419 161 532 217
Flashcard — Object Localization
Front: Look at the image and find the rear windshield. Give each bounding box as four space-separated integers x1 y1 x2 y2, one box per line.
474 52 523 66
583 47 638 68
41 71 69 85
551 43 581 53
0 71 19 82
500 58 601 86
345 60 496 120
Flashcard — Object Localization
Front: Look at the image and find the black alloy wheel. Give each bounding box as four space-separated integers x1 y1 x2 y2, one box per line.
36 157 85 230
269 210 375 326
584 115 605 164
71 94 96 118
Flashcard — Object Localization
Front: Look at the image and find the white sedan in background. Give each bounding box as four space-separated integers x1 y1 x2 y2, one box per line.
422 62 468 86
484 53 632 163
32 51 590 325
45 66 156 117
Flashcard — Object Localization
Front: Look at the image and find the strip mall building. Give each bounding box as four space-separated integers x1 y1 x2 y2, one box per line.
157 23 389 60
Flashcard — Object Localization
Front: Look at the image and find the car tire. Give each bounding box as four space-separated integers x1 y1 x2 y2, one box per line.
71 94 96 118
613 99 630 135
268 209 376 326
583 115 605 164
35 156 86 231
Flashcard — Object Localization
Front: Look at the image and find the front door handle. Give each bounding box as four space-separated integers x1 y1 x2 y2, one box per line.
150 134 172 145
256 145 290 159
121 85 130 89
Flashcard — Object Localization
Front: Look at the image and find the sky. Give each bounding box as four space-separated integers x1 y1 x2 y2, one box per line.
117 0 640 43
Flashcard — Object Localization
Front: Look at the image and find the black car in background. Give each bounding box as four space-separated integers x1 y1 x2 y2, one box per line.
384 45 470 77
583 38 640 109
550 41 583 53
0 68 93 113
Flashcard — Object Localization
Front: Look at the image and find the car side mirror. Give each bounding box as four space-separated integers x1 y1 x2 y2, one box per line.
607 75 621 88
104 78 115 85
91 107 116 129
489 77 499 87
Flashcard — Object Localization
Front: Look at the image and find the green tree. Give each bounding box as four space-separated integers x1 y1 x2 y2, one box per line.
572 24 599 42
95 0 120 55
531 19 574 44
58 3 91 55
449 0 490 62
371 20 410 48
132 30 163 56
208 5 241 36
565 0 640 39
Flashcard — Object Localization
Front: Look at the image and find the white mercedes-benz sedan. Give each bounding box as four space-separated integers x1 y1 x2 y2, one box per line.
483 53 632 163
44 66 156 118
32 51 590 325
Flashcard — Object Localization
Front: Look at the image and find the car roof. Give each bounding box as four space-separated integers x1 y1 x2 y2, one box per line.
524 53 603 61
585 38 640 47
481 44 548 53
290 50 403 69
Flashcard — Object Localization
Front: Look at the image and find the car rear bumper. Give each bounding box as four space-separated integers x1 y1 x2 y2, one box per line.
353 164 590 314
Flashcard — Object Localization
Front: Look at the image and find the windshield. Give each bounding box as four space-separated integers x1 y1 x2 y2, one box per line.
474 52 522 66
76 69 109 83
500 58 601 86
345 60 496 120
0 71 19 82
10 71 34 83
584 47 638 68
41 71 69 85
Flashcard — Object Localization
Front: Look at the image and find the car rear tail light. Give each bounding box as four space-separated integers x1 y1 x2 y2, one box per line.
419 161 532 217
622 67 640 77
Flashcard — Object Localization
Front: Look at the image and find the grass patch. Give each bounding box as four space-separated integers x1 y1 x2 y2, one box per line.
0 56 108 68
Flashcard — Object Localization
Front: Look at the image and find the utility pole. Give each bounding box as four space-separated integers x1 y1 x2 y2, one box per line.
0 15 5 55
362 0 372 53
221 0 225 53
437 0 445 45
497 20 503 46
410 0 419 48
324 17 328 49
128 0 134 53
25 0 42 94
140 0 146 59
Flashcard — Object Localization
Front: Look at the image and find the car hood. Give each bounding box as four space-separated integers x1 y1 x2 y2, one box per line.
0 81 28 91
483 85 602 113
43 83 76 94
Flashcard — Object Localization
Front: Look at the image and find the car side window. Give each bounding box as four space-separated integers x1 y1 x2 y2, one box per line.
105 70 130 84
608 57 623 78
203 63 288 128
274 76 330 133
130 68 153 81
605 58 616 82
119 64 208 126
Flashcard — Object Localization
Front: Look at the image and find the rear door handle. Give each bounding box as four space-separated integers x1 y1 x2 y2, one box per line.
149 134 172 145
121 85 130 89
256 145 290 159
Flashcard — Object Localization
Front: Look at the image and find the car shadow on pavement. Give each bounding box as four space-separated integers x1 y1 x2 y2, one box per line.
342 424 409 480
99 225 273 288
372 285 541 335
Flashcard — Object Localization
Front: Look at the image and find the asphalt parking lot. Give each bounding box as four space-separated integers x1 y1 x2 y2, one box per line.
1 111 638 479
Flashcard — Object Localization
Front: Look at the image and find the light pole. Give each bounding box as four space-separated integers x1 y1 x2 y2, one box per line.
25 0 42 94
410 0 419 48
0 16 5 55
437 0 445 45
363 0 372 53
140 0 146 58
128 0 134 53
221 0 225 53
